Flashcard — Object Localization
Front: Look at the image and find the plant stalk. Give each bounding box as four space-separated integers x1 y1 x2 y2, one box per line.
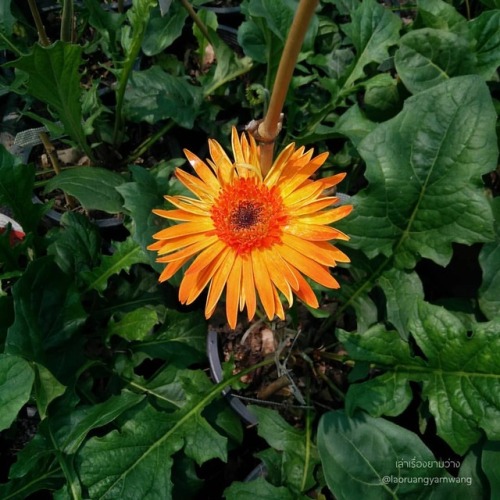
60 0 74 42
178 0 213 45
27 0 50 46
254 0 319 175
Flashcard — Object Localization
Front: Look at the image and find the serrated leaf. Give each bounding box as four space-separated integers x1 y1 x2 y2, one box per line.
378 268 424 339
5 257 87 383
7 42 91 157
340 301 500 454
341 0 401 88
79 371 228 499
339 76 497 269
43 167 125 214
395 29 477 93
249 406 318 494
469 10 500 79
225 477 295 500
47 212 101 279
0 354 35 431
107 307 158 341
142 3 188 56
0 146 46 233
317 410 449 500
124 66 203 127
479 197 500 320
83 237 149 293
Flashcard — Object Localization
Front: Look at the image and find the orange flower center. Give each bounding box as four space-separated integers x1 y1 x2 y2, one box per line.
211 178 288 254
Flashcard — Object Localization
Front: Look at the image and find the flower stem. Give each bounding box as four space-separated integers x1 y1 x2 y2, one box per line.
255 0 319 175
179 0 214 45
60 0 74 43
27 0 50 47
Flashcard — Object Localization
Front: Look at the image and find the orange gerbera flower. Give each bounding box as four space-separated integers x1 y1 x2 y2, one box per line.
148 127 352 329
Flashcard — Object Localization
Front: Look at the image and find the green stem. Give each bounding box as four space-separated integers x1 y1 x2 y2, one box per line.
179 0 213 46
0 31 24 56
60 0 74 42
255 0 319 175
126 120 175 164
27 0 50 46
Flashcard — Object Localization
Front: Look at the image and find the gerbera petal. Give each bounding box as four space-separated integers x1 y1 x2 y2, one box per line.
179 246 231 305
298 204 353 225
272 286 286 320
225 258 243 329
175 168 215 201
282 181 325 206
152 220 214 240
184 239 227 276
241 254 257 321
281 233 343 267
251 250 276 321
279 151 327 197
205 250 237 318
288 267 319 309
277 244 340 289
261 250 294 305
284 222 348 241
184 149 220 191
155 235 219 263
319 172 347 189
231 126 244 164
154 232 213 255
152 209 206 222
209 138 233 185
158 257 188 283
165 196 210 215
289 197 337 216
264 142 295 186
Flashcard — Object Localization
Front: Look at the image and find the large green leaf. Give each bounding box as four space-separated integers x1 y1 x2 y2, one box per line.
482 441 500 498
32 363 66 420
142 3 188 56
7 42 91 157
225 477 296 500
0 354 35 432
47 212 101 280
339 301 500 454
479 197 500 320
249 406 318 494
395 29 477 93
107 306 158 342
339 76 497 269
78 371 228 499
340 0 401 88
317 410 449 500
82 237 149 294
124 66 203 127
0 146 46 233
43 167 125 214
469 10 500 79
5 257 87 383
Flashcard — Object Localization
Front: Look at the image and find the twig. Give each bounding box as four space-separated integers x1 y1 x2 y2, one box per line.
27 0 51 46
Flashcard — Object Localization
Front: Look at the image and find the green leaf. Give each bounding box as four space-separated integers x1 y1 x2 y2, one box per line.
0 0 16 42
340 76 497 269
482 441 500 499
340 301 500 454
0 146 46 233
340 0 401 88
43 167 125 214
136 309 207 364
85 0 124 58
32 363 66 420
7 42 91 157
82 237 149 294
417 0 469 35
107 307 158 342
469 10 500 80
79 371 228 499
5 257 87 383
395 29 477 94
249 406 318 494
47 212 101 279
0 354 35 431
317 410 449 500
225 477 295 500
142 3 188 56
124 66 203 127
479 197 500 320
378 268 424 339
